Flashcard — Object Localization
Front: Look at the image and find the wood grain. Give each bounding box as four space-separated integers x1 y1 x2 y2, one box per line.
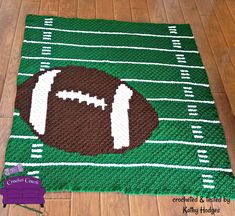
0 0 21 102
212 198 235 216
0 119 11 216
101 193 130 216
43 199 70 216
59 0 77 18
71 192 100 216
40 0 59 11
200 12 235 116
0 0 39 118
163 0 184 23
8 204 40 216
77 0 96 19
179 0 225 93
184 196 213 216
225 0 235 21
195 0 214 16
96 0 114 20
0 1 235 216
113 0 132 22
213 92 235 173
130 0 150 23
157 196 187 216
147 0 167 23
211 0 235 115
44 192 71 199
129 195 159 216
39 10 58 16
0 118 12 161
0 196 9 216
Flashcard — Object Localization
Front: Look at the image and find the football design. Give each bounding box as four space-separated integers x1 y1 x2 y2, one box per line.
16 66 158 155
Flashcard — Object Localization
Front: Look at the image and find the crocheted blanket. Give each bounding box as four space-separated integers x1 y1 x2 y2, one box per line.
1 15 234 199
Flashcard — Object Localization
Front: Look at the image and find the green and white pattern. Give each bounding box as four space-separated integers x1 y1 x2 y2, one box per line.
1 15 235 198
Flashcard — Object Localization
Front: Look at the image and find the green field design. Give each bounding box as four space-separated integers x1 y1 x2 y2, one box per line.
1 15 235 199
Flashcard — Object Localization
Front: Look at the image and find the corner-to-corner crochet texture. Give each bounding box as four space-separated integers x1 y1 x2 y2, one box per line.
1 15 234 199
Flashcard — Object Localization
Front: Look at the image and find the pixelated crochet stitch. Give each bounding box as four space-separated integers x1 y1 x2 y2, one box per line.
1 15 234 199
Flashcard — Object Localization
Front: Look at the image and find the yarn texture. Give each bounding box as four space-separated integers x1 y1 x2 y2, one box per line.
0 15 234 199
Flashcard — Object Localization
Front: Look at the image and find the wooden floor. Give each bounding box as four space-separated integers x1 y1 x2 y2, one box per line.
0 0 235 215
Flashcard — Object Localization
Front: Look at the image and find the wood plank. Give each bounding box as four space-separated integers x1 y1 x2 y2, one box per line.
43 199 70 216
44 192 71 199
40 0 59 11
9 204 41 216
184 196 213 216
211 0 235 115
147 0 167 23
0 0 39 118
96 0 114 20
0 196 9 216
77 0 96 19
195 0 214 16
101 193 129 216
0 118 12 160
211 0 235 68
113 0 132 21
129 195 159 216
157 196 187 216
225 0 235 21
59 0 77 18
212 199 235 216
71 192 100 216
39 10 58 16
179 0 225 93
212 0 235 47
213 92 235 173
0 118 11 216
200 14 235 115
0 0 21 102
163 0 185 23
130 0 150 22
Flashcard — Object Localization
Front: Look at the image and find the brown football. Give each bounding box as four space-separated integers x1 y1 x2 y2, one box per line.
16 66 158 155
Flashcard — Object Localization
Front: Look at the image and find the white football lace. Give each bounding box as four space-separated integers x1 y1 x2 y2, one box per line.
56 90 107 110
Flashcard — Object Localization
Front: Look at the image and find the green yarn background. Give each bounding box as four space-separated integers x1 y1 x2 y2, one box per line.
1 15 234 198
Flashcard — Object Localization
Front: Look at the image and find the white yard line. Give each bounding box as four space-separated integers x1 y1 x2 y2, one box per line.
10 135 38 139
146 140 227 148
23 40 199 53
4 162 232 173
17 73 209 88
18 73 33 76
121 79 209 87
158 118 220 124
25 26 194 39
21 56 205 69
9 134 227 148
147 98 214 104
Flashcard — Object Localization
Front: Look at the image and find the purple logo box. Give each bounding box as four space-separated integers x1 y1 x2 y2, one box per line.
0 176 46 208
